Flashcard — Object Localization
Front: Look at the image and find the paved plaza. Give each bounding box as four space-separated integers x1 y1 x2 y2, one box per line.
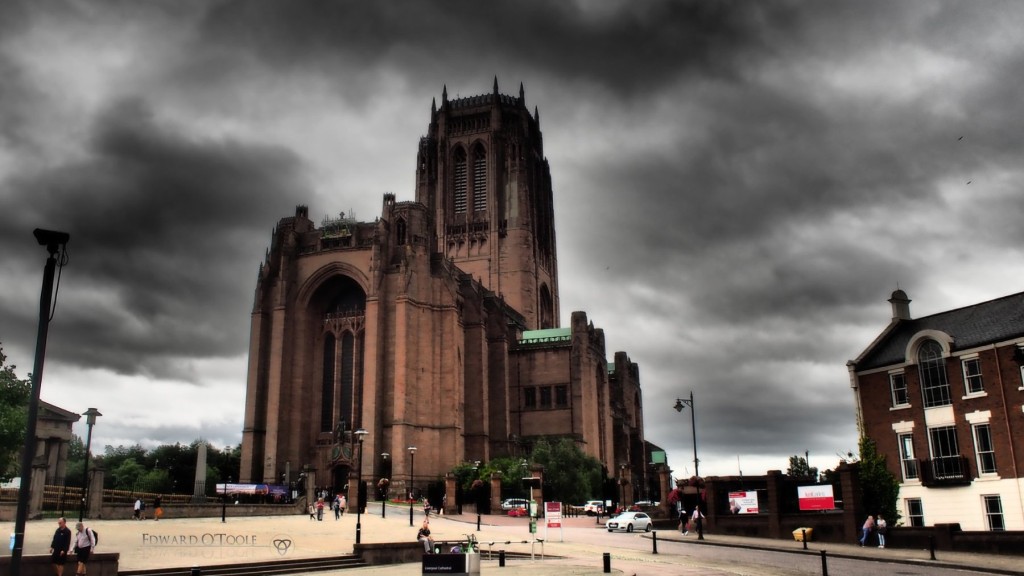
4 506 1022 575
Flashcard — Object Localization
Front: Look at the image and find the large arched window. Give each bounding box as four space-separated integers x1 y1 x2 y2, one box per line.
321 334 336 432
472 143 487 212
539 284 554 329
453 147 467 214
918 340 951 408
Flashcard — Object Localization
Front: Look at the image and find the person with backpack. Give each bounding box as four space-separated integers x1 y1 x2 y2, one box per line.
73 521 97 575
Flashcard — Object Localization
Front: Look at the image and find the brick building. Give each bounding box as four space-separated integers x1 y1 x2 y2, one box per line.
239 81 648 498
849 289 1024 530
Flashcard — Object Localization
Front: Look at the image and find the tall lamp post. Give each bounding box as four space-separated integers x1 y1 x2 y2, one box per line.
221 476 231 523
354 428 368 544
673 391 699 478
78 408 102 522
408 446 417 527
473 461 481 531
381 452 389 518
11 229 70 576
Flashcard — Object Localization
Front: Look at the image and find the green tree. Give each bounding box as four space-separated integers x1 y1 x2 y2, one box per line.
786 455 819 480
0 345 32 482
858 436 900 524
109 459 147 490
530 437 605 505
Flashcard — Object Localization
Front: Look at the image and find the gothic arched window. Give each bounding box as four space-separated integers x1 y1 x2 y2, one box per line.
453 147 467 214
472 144 487 212
396 218 407 245
321 334 336 432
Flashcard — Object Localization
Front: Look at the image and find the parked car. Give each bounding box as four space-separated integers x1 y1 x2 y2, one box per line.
606 511 653 533
501 498 529 511
507 506 528 517
584 500 606 515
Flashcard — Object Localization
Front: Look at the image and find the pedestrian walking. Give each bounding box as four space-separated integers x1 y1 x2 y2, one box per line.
49 517 72 576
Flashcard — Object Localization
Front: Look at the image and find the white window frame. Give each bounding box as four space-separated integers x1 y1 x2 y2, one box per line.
973 423 997 475
983 495 1005 531
961 356 984 396
898 433 919 480
889 372 909 407
905 498 924 527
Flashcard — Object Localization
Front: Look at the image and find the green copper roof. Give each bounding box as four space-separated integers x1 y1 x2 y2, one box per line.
519 327 571 344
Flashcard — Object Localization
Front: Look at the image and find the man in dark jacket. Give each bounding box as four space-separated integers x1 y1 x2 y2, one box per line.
49 517 72 576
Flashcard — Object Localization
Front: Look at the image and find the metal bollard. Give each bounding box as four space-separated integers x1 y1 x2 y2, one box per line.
820 550 828 576
802 529 807 550
652 530 658 554
929 535 936 560
499 550 505 567
603 552 611 573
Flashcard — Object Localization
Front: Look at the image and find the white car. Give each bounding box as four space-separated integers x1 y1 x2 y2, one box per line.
606 511 653 533
583 500 605 516
501 498 529 511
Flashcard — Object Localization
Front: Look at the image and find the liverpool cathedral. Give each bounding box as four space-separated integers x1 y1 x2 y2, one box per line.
240 80 650 497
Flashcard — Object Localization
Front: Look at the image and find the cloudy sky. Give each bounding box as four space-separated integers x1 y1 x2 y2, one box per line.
3 0 1024 480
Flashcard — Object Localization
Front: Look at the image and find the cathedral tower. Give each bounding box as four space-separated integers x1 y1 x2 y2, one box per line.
415 79 560 330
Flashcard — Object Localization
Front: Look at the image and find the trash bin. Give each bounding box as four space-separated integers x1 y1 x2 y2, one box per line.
792 527 813 542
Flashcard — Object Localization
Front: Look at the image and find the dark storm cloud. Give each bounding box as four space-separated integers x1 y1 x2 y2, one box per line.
185 0 792 102
4 0 1024 473
0 97 310 377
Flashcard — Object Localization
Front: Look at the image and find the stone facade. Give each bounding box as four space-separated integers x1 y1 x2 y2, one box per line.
240 81 647 498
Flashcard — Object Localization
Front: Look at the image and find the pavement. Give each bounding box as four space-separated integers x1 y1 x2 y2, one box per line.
3 506 1022 575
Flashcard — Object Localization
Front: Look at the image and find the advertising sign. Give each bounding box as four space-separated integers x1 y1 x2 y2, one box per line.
545 501 562 528
797 485 835 511
727 491 759 514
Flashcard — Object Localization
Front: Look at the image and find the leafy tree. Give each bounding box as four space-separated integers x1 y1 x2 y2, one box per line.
64 435 86 487
858 436 900 524
786 455 819 480
0 345 32 482
530 437 605 505
109 459 147 490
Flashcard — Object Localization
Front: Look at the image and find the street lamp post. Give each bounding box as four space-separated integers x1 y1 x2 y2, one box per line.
474 461 481 531
11 229 70 576
673 391 700 478
408 446 417 527
222 476 230 523
354 428 368 544
381 452 389 518
78 408 102 522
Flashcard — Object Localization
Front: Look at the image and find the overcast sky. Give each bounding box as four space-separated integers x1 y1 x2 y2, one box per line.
3 0 1024 480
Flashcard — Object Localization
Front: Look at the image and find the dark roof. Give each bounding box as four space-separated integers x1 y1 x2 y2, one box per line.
855 291 1024 371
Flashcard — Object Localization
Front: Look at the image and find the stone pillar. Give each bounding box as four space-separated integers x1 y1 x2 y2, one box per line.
489 473 503 514
29 460 48 519
193 443 208 503
529 465 544 517
347 470 359 513
304 468 317 506
88 466 105 518
657 465 673 516
444 473 457 515
766 470 783 539
839 461 860 543
621 468 634 507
